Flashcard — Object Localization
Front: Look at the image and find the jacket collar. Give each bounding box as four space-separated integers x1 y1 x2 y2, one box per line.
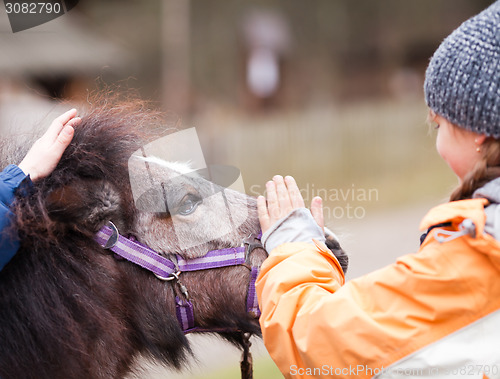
420 198 489 235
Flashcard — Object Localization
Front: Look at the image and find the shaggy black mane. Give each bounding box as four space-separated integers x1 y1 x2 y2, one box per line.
0 98 191 379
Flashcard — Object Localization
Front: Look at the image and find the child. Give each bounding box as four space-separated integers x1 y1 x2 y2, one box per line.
0 109 80 271
256 2 500 378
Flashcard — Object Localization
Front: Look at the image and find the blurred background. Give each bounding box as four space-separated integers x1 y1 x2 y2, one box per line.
0 1 493 377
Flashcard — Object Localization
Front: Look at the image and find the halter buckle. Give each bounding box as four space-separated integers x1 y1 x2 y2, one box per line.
242 233 264 259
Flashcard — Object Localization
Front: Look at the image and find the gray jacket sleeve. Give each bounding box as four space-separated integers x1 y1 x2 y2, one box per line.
261 207 326 253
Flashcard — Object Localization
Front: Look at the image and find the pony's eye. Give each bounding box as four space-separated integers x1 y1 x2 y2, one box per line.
177 196 201 216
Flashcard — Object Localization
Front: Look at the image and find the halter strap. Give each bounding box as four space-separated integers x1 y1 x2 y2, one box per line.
246 266 261 318
177 247 247 272
95 223 177 278
95 222 248 277
94 222 264 333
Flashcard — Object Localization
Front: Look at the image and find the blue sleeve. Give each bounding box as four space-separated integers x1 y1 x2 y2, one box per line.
0 164 28 271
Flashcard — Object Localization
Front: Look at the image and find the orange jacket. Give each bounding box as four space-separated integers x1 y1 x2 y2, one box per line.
256 198 500 378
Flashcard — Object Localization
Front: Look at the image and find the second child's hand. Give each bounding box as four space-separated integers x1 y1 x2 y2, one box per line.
18 109 81 182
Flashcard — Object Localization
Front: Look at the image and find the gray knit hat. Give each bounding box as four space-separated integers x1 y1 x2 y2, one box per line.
424 1 500 137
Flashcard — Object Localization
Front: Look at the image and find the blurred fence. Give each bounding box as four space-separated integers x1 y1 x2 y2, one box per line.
194 99 455 220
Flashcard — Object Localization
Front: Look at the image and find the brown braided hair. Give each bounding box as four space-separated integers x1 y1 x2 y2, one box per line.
449 137 500 201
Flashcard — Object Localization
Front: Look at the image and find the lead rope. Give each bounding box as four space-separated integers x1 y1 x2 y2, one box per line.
240 332 253 379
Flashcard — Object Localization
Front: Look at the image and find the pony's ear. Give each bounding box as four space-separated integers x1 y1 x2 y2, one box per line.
46 180 122 233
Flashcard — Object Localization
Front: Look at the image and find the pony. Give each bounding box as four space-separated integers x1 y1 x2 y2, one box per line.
0 98 347 378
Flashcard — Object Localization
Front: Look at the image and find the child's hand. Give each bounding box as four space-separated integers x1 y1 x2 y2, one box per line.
257 175 324 234
18 109 81 182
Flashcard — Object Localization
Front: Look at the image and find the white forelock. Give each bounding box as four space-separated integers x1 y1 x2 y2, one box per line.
133 155 194 174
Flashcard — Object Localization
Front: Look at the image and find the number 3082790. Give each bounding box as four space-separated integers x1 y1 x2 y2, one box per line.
5 3 62 14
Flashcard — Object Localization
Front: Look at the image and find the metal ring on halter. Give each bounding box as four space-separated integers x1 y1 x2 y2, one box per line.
154 270 181 281
104 221 120 249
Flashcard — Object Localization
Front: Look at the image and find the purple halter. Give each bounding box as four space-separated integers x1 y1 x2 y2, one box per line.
95 222 263 332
